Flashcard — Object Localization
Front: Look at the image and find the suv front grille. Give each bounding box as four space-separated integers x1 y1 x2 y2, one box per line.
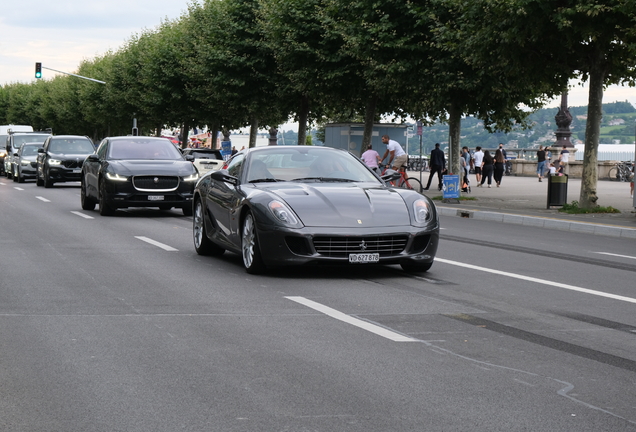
62 159 83 169
313 235 408 258
133 176 179 191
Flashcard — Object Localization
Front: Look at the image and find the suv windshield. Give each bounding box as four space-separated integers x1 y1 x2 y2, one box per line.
49 138 94 154
109 139 183 160
13 134 50 148
21 145 41 156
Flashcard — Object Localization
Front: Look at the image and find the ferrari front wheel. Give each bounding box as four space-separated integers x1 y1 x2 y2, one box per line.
241 212 266 274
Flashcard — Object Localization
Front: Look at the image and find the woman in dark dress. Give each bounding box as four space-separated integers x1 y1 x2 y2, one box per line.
479 150 494 187
493 149 505 187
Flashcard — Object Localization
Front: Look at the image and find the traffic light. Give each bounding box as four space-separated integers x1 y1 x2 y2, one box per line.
35 62 42 79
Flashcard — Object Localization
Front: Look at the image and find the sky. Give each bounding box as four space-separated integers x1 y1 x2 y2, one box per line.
2 0 636 132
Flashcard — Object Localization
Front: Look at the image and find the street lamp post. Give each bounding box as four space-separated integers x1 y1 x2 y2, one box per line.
554 91 574 148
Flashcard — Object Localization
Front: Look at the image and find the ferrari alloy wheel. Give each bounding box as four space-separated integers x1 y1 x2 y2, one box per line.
80 178 96 211
241 212 265 274
193 199 224 256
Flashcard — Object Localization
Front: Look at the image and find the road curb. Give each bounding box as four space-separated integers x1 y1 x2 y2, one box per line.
436 205 636 239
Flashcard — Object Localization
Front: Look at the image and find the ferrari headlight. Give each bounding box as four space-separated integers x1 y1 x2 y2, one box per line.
105 172 128 181
182 173 199 182
413 199 433 224
49 159 62 165
268 200 301 226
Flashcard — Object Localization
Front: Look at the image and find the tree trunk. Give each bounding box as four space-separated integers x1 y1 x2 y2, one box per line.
361 95 378 156
181 121 190 149
248 115 258 148
448 103 462 179
297 95 309 145
208 120 220 149
579 58 605 209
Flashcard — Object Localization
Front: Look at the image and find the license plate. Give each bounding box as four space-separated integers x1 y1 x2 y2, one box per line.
72 169 81 173
148 195 164 201
349 253 379 263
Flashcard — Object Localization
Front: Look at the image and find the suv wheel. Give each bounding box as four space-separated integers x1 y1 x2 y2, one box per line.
43 167 53 188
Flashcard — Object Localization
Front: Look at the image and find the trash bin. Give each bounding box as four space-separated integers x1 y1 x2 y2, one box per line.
547 174 568 208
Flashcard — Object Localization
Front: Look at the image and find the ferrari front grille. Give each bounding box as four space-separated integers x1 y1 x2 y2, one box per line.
313 235 408 258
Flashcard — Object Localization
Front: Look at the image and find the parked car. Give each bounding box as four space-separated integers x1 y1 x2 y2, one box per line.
5 130 51 179
80 136 198 216
36 135 95 187
13 142 44 183
181 148 224 175
192 145 439 274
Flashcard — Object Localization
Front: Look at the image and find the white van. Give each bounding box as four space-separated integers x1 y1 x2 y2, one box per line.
0 125 33 175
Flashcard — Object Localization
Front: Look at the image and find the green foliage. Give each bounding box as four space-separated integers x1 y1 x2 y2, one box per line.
559 200 620 214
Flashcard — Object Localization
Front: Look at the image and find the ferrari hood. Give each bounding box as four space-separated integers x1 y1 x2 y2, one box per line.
265 183 411 228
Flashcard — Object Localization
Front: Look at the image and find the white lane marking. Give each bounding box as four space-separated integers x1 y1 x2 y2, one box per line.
135 236 178 251
71 211 94 219
14 187 24 191
36 196 50 202
436 258 636 305
285 296 418 342
595 252 636 260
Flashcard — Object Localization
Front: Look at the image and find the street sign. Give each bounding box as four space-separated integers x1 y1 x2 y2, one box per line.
442 174 460 199
416 120 423 136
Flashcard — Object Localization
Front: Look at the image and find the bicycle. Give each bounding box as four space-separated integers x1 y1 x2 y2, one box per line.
380 164 423 193
608 161 633 182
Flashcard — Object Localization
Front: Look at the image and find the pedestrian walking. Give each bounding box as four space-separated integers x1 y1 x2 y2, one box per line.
472 146 484 184
424 143 445 191
493 149 505 187
536 145 547 181
479 150 494 187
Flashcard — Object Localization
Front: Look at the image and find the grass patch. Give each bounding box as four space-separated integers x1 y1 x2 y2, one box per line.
430 195 477 201
558 200 621 214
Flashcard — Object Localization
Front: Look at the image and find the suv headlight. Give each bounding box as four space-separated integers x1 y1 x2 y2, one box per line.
49 159 62 165
21 159 30 165
182 173 199 182
105 172 128 181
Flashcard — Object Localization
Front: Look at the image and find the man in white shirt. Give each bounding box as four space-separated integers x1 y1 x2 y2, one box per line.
472 146 484 184
381 135 407 172
559 145 570 174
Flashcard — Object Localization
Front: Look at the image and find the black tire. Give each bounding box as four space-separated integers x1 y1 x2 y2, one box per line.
401 261 433 273
6 165 11 179
98 180 115 216
193 199 224 256
402 177 422 193
241 212 266 274
608 166 619 181
12 166 18 182
43 168 53 188
80 179 97 211
182 204 193 216
36 175 43 186
17 167 25 183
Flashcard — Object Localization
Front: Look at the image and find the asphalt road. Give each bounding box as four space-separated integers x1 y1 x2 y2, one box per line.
1 178 635 431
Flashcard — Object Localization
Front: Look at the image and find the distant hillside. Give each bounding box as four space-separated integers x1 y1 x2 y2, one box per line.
409 101 636 154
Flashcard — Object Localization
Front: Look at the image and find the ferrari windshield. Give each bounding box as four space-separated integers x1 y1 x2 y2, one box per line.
246 147 379 183
108 138 184 160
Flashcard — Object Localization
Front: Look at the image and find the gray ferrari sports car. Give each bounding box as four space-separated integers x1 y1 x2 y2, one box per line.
192 145 439 274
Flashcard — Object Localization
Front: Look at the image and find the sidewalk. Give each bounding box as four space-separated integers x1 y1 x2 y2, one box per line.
410 171 636 238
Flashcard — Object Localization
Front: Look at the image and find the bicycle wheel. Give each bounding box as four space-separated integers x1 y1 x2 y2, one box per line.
608 166 619 181
402 177 422 193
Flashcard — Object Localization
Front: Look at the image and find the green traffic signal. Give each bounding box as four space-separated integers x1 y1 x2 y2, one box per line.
35 62 42 79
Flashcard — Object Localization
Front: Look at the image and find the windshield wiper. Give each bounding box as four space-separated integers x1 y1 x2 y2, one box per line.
249 178 284 183
292 177 355 182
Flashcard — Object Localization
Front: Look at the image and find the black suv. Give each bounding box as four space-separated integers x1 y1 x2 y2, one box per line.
37 135 95 187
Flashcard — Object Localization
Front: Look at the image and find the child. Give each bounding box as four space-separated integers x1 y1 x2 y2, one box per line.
548 162 556 175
